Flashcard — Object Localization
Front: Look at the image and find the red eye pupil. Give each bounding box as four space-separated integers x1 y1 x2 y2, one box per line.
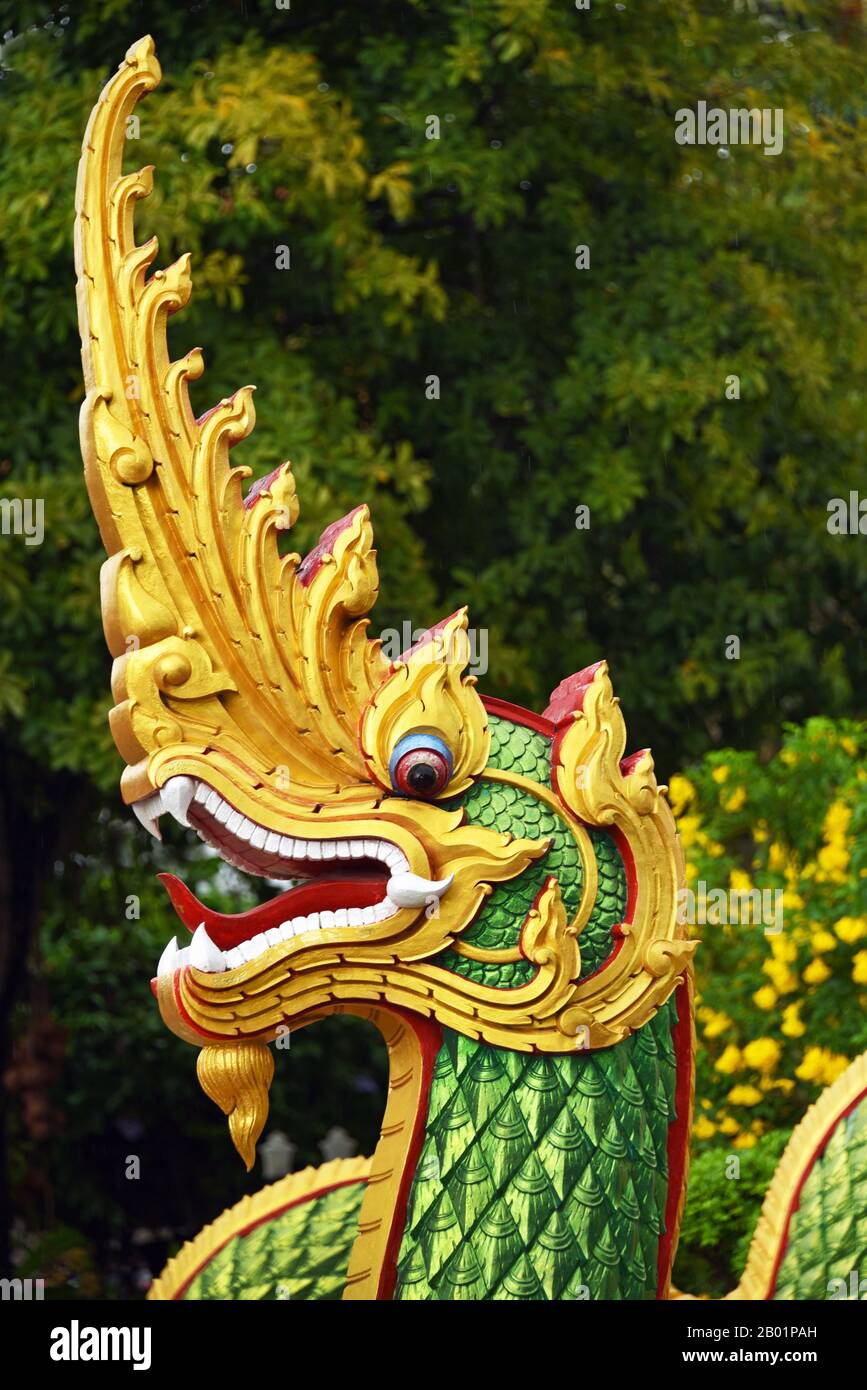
394 748 450 797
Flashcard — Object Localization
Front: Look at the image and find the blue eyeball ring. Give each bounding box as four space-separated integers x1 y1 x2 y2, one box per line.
389 732 454 799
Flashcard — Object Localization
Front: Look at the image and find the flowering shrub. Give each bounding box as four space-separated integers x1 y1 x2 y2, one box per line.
671 717 867 1152
670 718 867 1293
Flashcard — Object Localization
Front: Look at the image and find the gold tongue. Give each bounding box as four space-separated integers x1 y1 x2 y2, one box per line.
196 1042 275 1170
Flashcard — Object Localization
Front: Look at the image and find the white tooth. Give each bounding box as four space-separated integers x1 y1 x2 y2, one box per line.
250 825 267 850
265 832 281 854
162 776 197 828
387 872 454 908
237 938 260 962
235 817 253 842
347 908 365 926
194 783 209 803
350 841 365 858
157 936 178 976
250 932 269 955
333 909 349 927
290 915 310 935
265 928 283 947
381 897 400 918
133 792 164 841
226 809 243 834
215 799 232 824
321 841 336 860
373 902 392 921
336 841 351 860
278 921 293 939
365 839 381 859
383 847 402 866
205 790 221 814
176 947 190 969
320 910 336 929
360 906 378 923
279 835 295 858
307 842 322 861
225 947 244 969
189 924 227 973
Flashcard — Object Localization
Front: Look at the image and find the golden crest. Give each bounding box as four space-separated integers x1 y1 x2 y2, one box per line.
360 609 490 796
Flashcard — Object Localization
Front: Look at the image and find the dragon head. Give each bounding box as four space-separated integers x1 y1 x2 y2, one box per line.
75 39 692 1201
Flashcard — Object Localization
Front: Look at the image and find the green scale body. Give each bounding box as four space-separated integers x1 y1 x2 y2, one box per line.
393 1011 677 1300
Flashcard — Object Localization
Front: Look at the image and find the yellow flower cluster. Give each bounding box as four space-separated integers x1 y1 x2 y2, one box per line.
667 774 695 818
742 1038 781 1073
723 785 747 813
714 1043 742 1075
753 985 776 1010
698 1006 731 1038
802 957 831 985
794 1047 850 1086
682 738 864 1146
816 801 852 883
712 1038 781 1080
727 1084 762 1106
835 916 867 944
781 1002 805 1037
762 934 799 995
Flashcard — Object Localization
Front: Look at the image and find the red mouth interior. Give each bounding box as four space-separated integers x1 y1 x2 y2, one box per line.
159 871 389 952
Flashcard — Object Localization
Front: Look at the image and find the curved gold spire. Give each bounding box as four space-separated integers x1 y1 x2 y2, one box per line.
74 36 388 806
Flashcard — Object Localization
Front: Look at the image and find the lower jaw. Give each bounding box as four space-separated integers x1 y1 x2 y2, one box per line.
154 949 400 1046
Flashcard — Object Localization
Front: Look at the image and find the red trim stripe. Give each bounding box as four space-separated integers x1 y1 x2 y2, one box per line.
657 978 693 1298
481 695 554 737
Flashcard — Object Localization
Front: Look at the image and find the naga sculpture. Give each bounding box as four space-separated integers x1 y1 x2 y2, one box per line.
75 38 867 1302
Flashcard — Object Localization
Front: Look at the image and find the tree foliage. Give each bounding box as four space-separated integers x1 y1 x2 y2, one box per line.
2 0 867 1292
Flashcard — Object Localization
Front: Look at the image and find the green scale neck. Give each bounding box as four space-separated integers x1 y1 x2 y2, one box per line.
391 998 681 1301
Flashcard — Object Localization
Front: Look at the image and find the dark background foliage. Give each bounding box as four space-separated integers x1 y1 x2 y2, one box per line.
1 0 866 1296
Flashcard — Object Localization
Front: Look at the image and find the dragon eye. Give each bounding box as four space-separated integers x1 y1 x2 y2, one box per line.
389 733 454 799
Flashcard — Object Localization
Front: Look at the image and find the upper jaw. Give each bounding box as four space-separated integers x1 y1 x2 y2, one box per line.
133 775 453 978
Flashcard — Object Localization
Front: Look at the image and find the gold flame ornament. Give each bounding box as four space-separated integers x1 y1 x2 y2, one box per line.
197 1043 275 1171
